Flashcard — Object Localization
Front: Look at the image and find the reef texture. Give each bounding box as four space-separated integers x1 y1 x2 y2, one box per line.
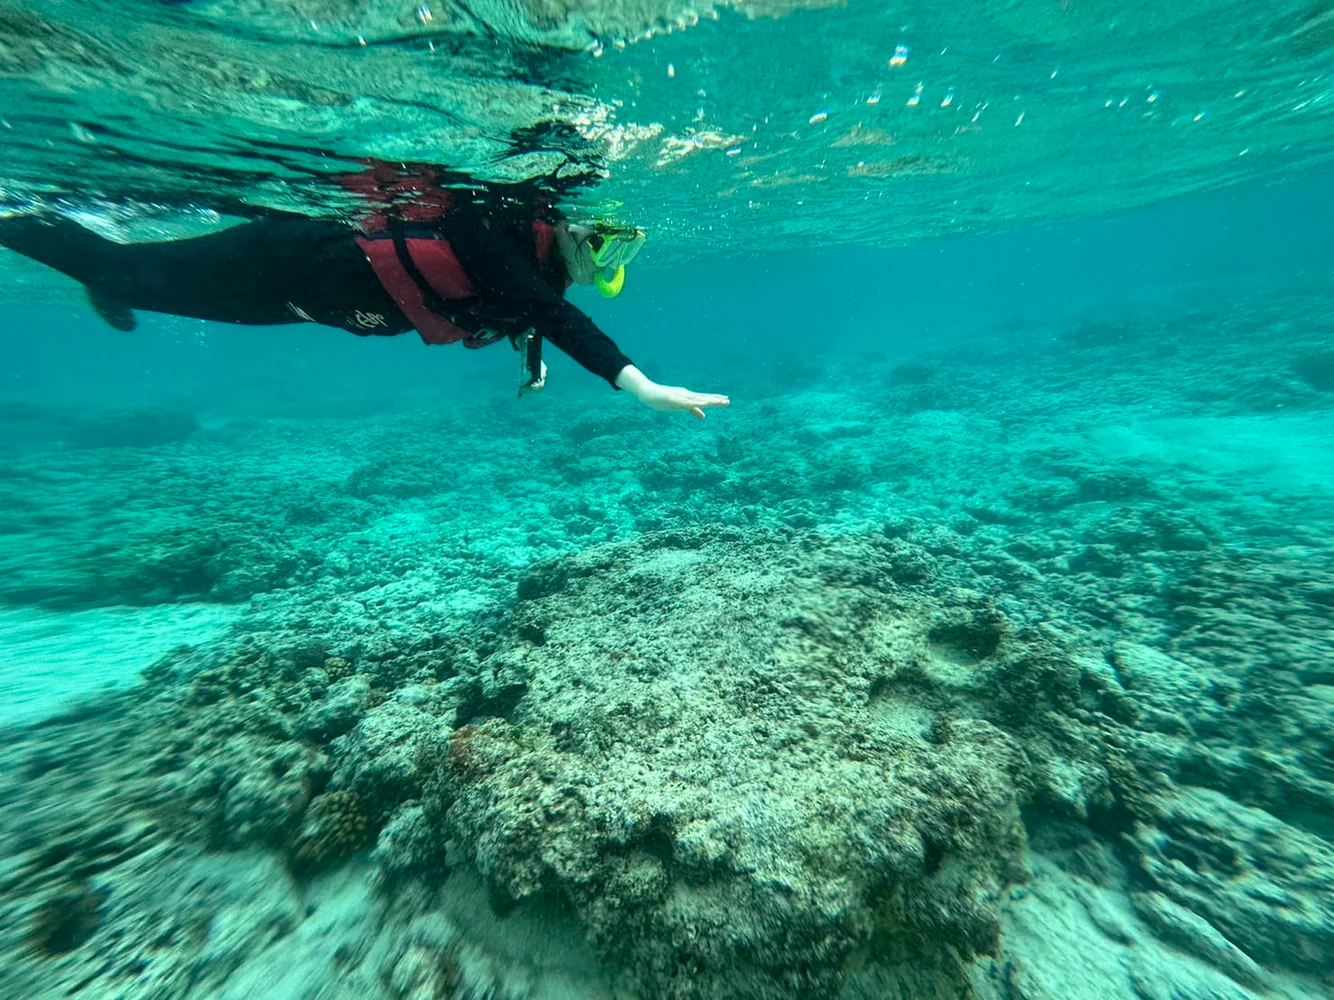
0 292 1332 999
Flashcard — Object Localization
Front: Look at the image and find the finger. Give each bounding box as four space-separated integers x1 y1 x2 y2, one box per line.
690 407 705 419
687 393 729 407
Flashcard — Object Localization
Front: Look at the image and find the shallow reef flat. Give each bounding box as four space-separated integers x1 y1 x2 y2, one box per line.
0 288 1331 999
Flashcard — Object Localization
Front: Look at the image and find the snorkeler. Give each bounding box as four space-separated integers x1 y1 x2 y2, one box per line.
0 162 730 418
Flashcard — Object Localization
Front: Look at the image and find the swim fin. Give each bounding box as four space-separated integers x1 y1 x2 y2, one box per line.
85 286 137 331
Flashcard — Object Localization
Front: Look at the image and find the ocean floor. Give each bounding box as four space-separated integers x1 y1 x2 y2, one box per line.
0 604 239 728
0 286 1331 999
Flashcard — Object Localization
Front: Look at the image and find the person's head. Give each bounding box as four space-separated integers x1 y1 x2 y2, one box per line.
555 221 646 297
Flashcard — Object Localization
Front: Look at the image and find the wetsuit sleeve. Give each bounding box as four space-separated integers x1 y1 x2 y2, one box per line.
442 214 633 388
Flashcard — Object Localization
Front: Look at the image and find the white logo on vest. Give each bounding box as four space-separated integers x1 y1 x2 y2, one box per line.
353 310 389 329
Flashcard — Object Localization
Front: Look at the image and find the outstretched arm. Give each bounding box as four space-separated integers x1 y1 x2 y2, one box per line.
445 211 728 415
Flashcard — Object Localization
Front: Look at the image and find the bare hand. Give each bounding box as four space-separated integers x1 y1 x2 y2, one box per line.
616 365 730 419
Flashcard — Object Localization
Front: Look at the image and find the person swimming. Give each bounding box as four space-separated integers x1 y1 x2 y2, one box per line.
0 162 730 418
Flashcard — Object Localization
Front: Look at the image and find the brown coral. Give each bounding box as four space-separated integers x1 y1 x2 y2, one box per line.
292 791 367 869
447 724 484 783
323 656 354 682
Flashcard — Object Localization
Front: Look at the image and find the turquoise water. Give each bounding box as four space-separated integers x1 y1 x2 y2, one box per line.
2 2 1334 998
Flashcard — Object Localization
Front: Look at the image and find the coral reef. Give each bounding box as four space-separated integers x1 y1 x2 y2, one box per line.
0 290 1330 998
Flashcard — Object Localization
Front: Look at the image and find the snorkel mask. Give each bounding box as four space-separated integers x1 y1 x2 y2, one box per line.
585 226 646 298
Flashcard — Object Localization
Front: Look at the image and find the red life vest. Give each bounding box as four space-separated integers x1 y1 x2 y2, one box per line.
355 219 557 348
338 161 561 348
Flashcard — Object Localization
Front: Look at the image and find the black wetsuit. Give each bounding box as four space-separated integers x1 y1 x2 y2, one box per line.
0 207 633 386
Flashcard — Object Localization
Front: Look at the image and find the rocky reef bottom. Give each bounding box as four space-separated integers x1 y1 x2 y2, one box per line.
0 291 1331 999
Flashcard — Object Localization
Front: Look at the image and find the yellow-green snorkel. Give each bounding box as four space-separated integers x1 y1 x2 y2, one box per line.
587 226 646 298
